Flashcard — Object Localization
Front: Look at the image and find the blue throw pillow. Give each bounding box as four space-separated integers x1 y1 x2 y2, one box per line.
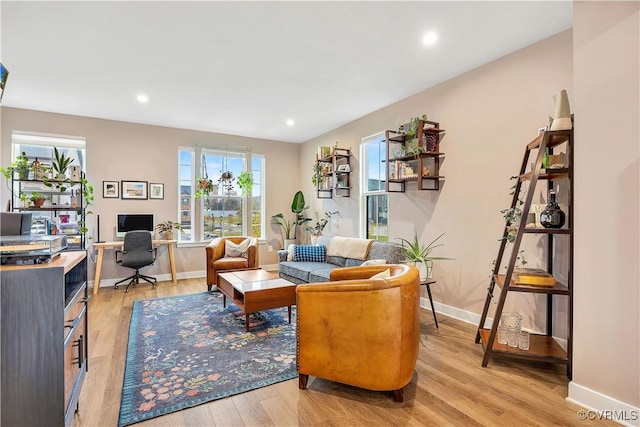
293 245 326 262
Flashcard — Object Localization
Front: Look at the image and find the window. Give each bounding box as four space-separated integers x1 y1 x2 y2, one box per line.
178 146 264 243
360 133 389 241
11 131 87 174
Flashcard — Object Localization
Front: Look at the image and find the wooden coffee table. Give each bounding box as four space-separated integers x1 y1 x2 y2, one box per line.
217 269 297 331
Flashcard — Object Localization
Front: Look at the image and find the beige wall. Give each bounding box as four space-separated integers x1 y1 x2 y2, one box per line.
0 109 301 279
303 30 574 334
572 1 639 409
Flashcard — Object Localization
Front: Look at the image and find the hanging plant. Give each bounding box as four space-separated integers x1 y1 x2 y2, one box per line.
218 170 234 197
311 162 323 187
195 176 214 210
237 171 254 196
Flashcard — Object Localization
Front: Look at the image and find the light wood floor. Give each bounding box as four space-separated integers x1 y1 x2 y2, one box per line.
73 278 612 427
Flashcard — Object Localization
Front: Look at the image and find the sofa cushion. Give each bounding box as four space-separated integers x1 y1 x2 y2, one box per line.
280 261 331 283
213 257 249 270
308 263 339 283
345 258 364 267
368 241 404 264
326 255 346 267
293 245 326 262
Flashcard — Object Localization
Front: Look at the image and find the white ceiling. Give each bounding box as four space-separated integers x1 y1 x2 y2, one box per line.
1 1 572 143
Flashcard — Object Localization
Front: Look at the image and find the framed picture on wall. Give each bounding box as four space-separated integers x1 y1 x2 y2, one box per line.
103 181 119 198
149 183 164 199
121 180 148 200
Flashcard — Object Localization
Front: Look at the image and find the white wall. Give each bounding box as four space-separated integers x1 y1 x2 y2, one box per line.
571 0 639 412
0 109 301 280
302 30 573 333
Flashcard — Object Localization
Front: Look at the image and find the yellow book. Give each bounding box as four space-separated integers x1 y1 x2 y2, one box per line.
512 268 556 287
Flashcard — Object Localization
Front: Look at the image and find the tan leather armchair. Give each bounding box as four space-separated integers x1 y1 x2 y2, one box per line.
296 263 420 402
205 236 259 291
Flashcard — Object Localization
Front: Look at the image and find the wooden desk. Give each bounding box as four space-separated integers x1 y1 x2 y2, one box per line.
92 240 177 294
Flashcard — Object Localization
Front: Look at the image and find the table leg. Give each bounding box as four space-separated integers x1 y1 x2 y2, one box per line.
93 246 105 295
168 242 177 285
426 283 439 329
245 314 250 332
288 306 292 324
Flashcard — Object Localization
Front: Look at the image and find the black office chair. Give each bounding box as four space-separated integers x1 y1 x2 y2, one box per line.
115 230 157 292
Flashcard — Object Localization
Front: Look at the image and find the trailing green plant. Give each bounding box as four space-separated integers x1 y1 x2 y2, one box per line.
405 114 428 141
500 175 526 243
0 151 30 179
53 147 73 177
237 171 254 196
311 162 323 187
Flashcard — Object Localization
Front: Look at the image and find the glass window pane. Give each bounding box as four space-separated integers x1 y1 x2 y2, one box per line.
178 148 194 242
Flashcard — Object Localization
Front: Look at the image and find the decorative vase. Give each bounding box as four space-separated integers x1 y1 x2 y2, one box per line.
408 261 428 282
540 190 565 228
284 238 296 249
164 230 174 240
33 198 45 208
70 166 81 181
310 234 320 245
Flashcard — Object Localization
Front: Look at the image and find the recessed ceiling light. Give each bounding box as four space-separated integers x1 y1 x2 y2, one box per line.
137 93 149 103
286 119 295 127
422 31 438 46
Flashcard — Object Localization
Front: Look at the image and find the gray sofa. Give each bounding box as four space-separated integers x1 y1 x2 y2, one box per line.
277 236 404 284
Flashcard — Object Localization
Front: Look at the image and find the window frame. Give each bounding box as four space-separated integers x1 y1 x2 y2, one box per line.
360 132 389 242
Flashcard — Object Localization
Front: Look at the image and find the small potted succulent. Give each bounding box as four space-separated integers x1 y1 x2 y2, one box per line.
155 221 183 240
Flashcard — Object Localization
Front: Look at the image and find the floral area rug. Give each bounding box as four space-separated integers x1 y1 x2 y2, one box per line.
118 292 297 427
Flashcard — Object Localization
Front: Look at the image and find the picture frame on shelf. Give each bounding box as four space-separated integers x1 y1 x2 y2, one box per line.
337 164 350 172
149 183 164 199
103 180 119 198
121 180 148 200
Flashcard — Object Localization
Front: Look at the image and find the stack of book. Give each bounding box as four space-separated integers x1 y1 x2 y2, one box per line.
512 268 556 287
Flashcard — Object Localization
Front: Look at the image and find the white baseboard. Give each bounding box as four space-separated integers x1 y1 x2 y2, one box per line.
90 269 206 289
568 383 640 426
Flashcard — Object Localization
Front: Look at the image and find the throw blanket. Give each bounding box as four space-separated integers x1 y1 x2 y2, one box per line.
327 237 373 260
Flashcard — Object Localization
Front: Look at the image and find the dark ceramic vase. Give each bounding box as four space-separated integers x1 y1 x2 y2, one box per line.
540 190 565 228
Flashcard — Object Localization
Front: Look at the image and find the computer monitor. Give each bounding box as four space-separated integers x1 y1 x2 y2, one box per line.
0 212 32 236
116 213 154 238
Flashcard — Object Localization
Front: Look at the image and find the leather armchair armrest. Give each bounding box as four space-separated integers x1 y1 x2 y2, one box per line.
329 264 398 281
246 237 259 267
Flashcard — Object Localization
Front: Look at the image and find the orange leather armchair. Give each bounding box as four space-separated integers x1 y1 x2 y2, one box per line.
296 263 420 402
206 236 259 291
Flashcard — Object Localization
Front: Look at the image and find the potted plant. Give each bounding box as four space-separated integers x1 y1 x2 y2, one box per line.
53 147 73 180
306 210 337 243
29 191 47 208
0 151 30 180
155 220 183 240
397 231 451 281
237 171 254 196
272 191 311 247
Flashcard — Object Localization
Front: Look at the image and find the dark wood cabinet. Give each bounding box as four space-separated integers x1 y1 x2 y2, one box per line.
315 147 352 199
475 129 573 378
384 120 446 192
1 251 89 426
